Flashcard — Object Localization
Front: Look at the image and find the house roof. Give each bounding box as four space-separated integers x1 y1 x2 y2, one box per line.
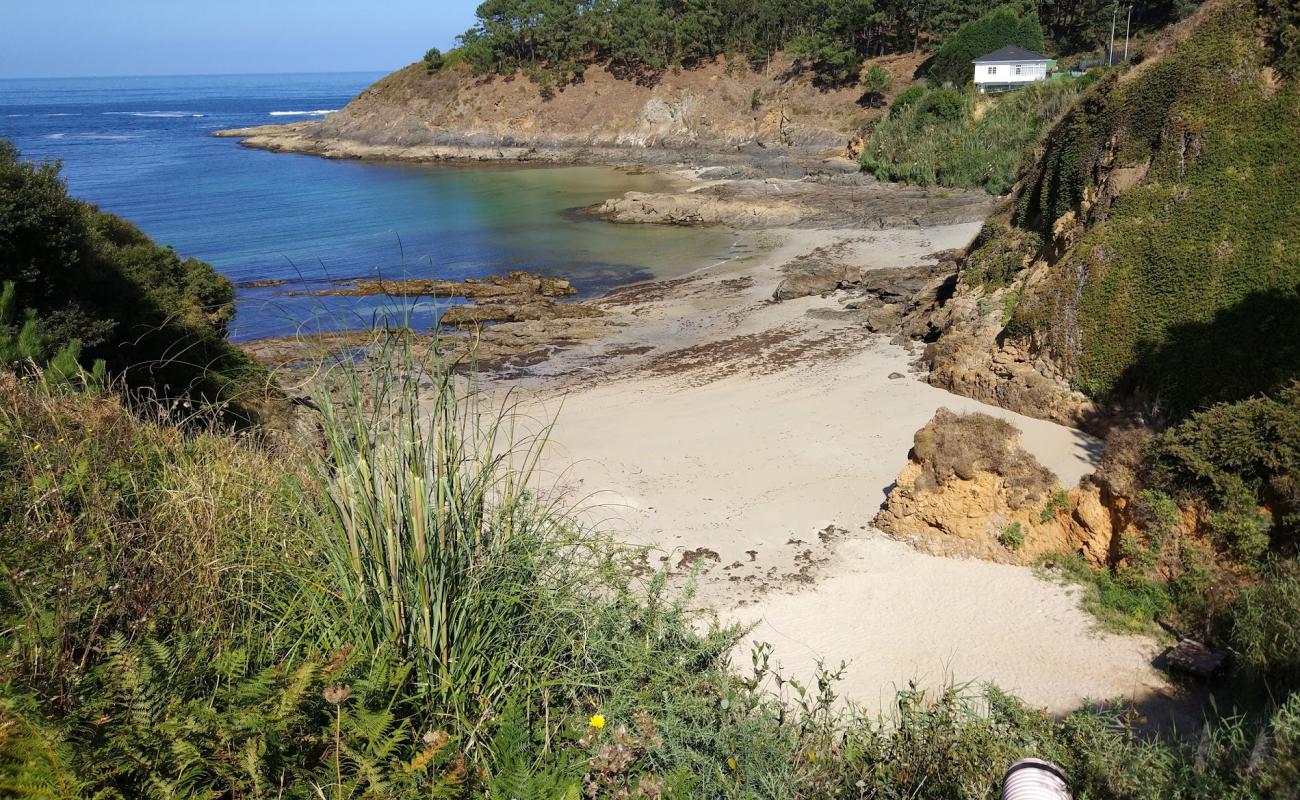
973 45 1050 63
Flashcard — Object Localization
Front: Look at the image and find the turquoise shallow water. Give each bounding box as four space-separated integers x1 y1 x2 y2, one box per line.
0 72 734 341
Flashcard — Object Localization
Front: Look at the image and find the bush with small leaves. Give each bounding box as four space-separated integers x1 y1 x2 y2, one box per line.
423 47 444 72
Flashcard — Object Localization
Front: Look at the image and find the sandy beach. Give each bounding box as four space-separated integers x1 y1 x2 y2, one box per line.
500 218 1168 716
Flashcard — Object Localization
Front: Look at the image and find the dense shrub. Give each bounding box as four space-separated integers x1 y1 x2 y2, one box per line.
928 4 1046 86
0 374 304 701
0 140 276 424
1145 384 1300 549
917 86 967 121
423 46 444 72
860 63 893 105
888 83 927 116
861 79 1084 193
1260 0 1300 77
6 347 1300 796
1055 386 1300 664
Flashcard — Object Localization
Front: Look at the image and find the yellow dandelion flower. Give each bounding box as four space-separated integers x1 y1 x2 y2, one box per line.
726 757 737 771
808 752 817 764
588 714 605 730
31 443 40 451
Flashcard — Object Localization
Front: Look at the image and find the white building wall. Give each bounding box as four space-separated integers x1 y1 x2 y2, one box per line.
973 61 1049 91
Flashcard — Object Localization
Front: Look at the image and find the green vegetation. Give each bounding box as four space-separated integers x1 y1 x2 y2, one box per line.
1145 384 1300 559
6 351 1300 797
0 280 106 390
0 141 276 425
1233 561 1300 687
1049 383 1299 680
1040 487 1070 523
928 3 1045 86
1045 552 1173 633
424 47 445 72
859 63 893 106
1006 0 1300 413
446 0 1191 88
942 2 1300 681
861 78 1087 193
1000 521 1024 550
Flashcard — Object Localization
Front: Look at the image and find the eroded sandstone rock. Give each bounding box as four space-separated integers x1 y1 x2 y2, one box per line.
875 409 1119 567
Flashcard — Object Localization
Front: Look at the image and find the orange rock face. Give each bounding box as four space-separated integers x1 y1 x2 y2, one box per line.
875 411 1124 567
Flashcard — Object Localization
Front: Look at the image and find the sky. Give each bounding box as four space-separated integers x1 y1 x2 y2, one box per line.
0 1 482 78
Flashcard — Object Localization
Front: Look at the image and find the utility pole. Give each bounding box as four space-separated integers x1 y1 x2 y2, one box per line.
1108 2 1119 67
1123 4 1134 62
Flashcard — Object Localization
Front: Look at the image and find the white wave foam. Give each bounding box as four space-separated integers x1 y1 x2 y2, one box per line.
103 111 205 118
43 113 75 117
268 109 339 117
5 113 28 117
45 133 66 139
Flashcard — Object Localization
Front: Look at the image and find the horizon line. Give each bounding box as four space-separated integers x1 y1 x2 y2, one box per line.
0 67 399 82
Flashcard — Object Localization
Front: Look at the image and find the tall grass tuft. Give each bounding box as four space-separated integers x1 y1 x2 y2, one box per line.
304 335 605 725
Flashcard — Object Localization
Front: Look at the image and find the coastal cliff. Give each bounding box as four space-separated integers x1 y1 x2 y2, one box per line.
216 52 923 168
910 0 1299 429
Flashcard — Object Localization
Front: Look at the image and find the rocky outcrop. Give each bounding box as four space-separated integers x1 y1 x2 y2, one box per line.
438 300 602 326
307 271 577 301
921 305 1101 430
305 270 597 326
596 175 995 229
215 52 921 169
241 270 608 371
876 409 1119 566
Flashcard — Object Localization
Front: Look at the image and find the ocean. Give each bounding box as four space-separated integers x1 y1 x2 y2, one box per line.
0 72 734 341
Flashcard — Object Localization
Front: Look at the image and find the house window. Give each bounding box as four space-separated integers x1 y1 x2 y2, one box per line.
987 66 996 74
1014 64 1023 75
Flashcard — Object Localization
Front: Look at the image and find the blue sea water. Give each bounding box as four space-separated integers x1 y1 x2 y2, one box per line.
0 72 733 341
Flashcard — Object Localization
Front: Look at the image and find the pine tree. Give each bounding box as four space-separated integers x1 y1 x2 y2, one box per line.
15 311 45 363
46 339 82 388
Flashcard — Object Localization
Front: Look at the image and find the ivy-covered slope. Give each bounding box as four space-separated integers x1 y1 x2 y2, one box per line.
996 0 1299 417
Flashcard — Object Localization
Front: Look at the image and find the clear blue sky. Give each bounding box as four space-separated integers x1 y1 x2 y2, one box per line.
1 1 481 78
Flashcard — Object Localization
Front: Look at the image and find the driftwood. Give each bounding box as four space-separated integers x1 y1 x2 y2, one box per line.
1164 639 1227 679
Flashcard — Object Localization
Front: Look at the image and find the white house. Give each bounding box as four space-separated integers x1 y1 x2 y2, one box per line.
973 46 1055 93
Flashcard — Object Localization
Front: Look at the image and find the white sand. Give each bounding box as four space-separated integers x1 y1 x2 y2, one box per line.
510 222 1166 715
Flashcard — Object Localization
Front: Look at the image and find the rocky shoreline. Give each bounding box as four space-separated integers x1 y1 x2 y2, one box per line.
213 121 832 175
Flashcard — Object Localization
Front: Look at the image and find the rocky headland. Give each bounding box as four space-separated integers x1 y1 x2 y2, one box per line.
215 52 927 170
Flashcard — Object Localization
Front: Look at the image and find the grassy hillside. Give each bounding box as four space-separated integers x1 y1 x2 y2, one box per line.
861 77 1090 193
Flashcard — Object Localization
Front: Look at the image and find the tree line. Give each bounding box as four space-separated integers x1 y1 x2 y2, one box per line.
447 0 1195 86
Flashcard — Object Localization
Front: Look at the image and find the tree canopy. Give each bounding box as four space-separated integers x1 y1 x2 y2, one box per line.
928 3 1045 85
447 0 1196 87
